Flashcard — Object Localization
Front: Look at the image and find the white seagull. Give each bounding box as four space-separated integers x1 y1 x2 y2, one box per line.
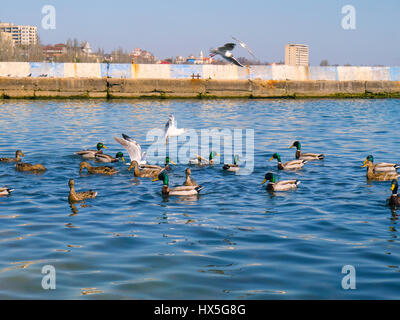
164 115 186 145
210 43 244 67
231 36 257 60
114 134 147 165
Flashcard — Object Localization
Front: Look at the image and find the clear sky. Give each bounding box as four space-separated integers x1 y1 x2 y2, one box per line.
1 0 399 65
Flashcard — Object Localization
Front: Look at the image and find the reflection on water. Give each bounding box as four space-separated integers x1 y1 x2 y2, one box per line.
0 99 400 299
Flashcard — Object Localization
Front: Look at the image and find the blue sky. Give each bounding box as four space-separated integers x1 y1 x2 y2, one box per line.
1 0 399 65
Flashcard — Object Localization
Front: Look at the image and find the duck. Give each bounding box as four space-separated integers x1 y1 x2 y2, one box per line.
363 155 399 173
95 152 125 163
388 180 400 208
183 168 198 186
128 160 163 178
189 152 219 165
140 157 176 170
0 150 25 163
269 153 307 170
114 134 147 165
75 143 107 159
68 179 97 203
223 155 240 172
153 171 204 196
15 162 47 172
0 187 14 196
290 141 324 160
261 172 300 191
79 161 118 175
362 161 399 181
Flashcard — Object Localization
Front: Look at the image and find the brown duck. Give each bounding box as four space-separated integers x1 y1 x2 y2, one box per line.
128 160 163 178
68 179 97 203
79 161 118 175
0 150 25 163
183 168 198 186
15 162 46 173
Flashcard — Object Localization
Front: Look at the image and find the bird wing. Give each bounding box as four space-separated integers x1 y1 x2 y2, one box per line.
232 36 257 60
219 43 236 52
114 135 141 163
224 55 245 67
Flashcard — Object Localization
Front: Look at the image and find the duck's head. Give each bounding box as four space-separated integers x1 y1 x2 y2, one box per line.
363 155 374 165
128 160 138 171
361 159 374 168
15 150 25 158
165 156 176 166
79 161 90 173
97 143 107 151
391 180 398 194
290 141 301 150
152 171 169 185
115 152 125 162
209 152 219 161
185 168 191 176
233 155 240 165
269 153 281 162
68 178 75 188
261 172 276 184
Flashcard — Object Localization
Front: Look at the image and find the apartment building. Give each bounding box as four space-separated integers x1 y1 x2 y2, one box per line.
0 22 38 45
285 44 309 66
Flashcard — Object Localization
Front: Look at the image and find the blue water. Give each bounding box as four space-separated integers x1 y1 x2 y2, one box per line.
0 99 399 299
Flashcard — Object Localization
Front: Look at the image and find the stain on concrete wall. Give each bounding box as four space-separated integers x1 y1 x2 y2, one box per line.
131 64 170 79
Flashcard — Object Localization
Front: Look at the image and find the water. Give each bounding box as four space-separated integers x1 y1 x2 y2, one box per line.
0 98 399 299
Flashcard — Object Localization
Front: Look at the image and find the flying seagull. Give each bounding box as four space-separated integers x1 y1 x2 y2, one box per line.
114 134 147 165
232 36 257 60
209 43 244 67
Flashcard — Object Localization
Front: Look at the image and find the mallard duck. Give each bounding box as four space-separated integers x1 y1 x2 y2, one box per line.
79 161 118 175
261 172 300 191
68 179 97 203
128 160 163 178
363 155 399 173
223 155 240 172
0 187 14 196
183 168 198 186
290 141 324 160
362 161 399 181
95 152 125 163
15 162 47 172
269 153 307 170
114 134 147 165
140 157 176 170
189 152 219 165
0 150 25 163
75 143 107 159
153 171 204 196
389 180 400 208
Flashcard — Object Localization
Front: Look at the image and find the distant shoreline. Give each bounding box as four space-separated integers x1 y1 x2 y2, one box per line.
0 78 399 99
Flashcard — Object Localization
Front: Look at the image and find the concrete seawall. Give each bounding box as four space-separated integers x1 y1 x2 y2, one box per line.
0 78 399 99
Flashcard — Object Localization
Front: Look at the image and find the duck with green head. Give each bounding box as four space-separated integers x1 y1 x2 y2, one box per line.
189 151 219 165
0 150 25 163
139 156 176 171
362 160 399 181
153 171 203 196
363 155 399 173
389 180 400 208
261 172 300 191
269 153 307 170
75 143 107 159
95 151 125 163
290 141 324 160
223 155 240 172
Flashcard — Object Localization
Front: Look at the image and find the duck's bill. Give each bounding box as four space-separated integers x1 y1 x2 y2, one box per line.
289 145 294 148
121 157 125 163
261 179 267 185
391 184 395 191
361 164 367 168
269 156 274 161
362 159 368 165
152 178 159 182
103 145 107 149
170 161 176 165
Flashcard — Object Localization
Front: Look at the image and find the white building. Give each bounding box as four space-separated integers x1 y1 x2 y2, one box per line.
0 23 38 45
285 44 309 66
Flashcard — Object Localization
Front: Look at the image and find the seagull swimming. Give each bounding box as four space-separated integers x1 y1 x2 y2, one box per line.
114 134 147 165
164 115 185 145
210 43 244 67
231 36 257 60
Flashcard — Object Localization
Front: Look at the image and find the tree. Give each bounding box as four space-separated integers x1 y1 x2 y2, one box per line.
320 59 329 66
